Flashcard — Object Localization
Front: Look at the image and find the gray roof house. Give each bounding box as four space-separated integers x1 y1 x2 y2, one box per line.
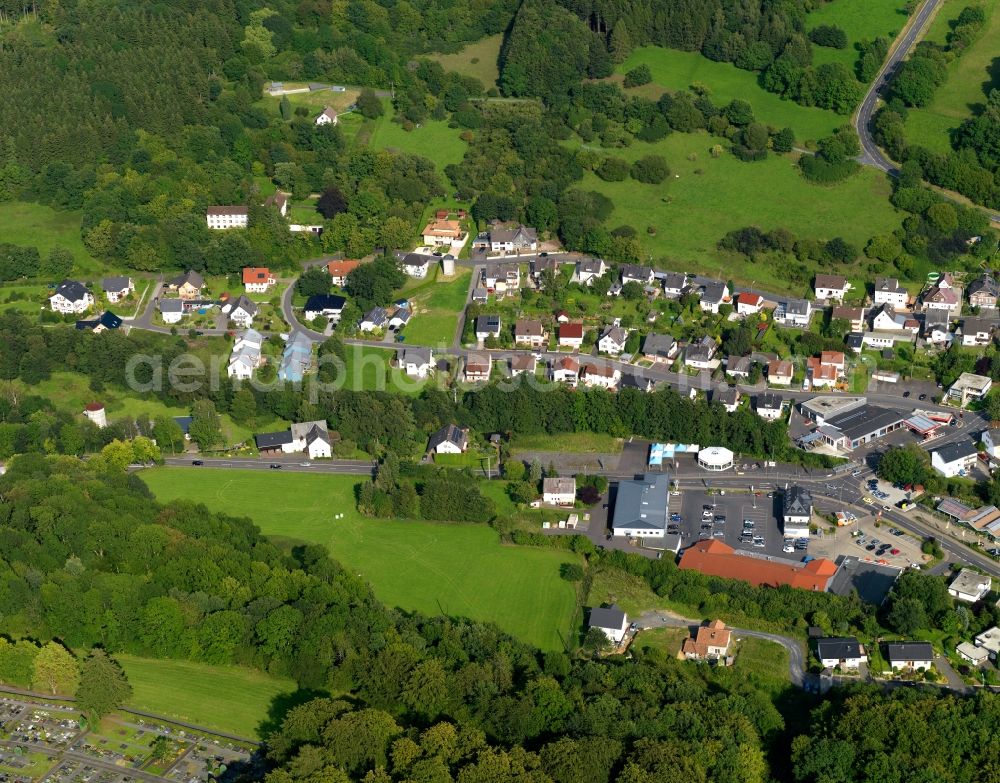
475 314 502 338
427 423 468 454
643 333 677 362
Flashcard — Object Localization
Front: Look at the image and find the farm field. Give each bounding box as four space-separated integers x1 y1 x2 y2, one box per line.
141 468 582 651
368 105 469 169
0 201 100 275
571 131 900 294
806 0 909 71
430 34 503 89
403 266 471 346
616 47 844 142
904 0 1000 154
118 654 296 739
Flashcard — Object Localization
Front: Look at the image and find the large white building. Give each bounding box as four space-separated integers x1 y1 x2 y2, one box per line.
206 206 249 230
49 280 94 314
611 473 670 538
228 329 265 380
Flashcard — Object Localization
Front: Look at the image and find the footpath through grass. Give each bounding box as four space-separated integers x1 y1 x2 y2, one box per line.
118 654 295 739
570 132 899 294
904 0 1000 154
616 47 844 142
141 468 582 651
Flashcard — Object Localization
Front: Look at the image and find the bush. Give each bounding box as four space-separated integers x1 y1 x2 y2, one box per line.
810 25 848 49
596 157 630 182
560 563 585 581
630 154 671 183
623 64 652 88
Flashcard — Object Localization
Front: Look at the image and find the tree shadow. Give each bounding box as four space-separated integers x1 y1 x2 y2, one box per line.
982 56 1000 106
255 687 330 739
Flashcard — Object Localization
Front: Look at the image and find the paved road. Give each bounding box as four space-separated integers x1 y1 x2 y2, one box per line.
636 609 806 686
163 456 375 475
854 0 944 172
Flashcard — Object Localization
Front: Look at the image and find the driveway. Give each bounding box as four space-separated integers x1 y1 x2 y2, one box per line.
636 609 806 686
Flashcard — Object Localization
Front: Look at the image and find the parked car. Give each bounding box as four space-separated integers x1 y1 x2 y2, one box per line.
269 463 283 469
918 393 927 400
192 460 204 466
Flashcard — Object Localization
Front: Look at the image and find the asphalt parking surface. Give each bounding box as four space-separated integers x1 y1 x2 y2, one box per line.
674 490 797 559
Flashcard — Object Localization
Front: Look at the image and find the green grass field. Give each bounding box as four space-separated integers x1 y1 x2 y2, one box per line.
0 201 100 275
0 282 49 314
141 468 582 650
369 105 468 169
904 0 999 154
404 266 471 346
118 654 296 739
260 85 360 118
571 132 900 294
616 47 845 141
806 0 909 72
430 35 503 89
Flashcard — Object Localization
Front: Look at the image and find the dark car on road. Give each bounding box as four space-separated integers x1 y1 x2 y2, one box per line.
192 460 204 466
269 463 283 469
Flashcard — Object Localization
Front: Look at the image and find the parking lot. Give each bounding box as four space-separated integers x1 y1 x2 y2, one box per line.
673 490 801 559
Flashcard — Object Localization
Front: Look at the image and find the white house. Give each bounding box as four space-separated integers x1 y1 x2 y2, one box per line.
948 569 992 603
359 307 389 333
756 392 784 421
816 637 866 669
551 356 580 386
947 372 992 405
873 277 908 307
304 294 346 323
242 267 275 293
930 441 978 477
981 428 1000 459
975 626 1000 662
661 272 686 297
428 424 468 454
159 299 184 324
814 274 850 302
782 486 812 538
464 352 492 383
736 291 764 315
225 295 258 328
400 253 433 279
642 334 678 363
206 206 249 230
475 314 502 343
49 280 94 314
621 264 654 287
714 388 740 413
580 362 620 390
101 276 133 303
513 319 546 348
543 477 576 506
886 642 933 671
558 322 584 350
314 106 339 125
684 336 718 370
957 317 995 347
589 605 629 645
574 257 607 285
254 419 332 459
398 346 434 379
597 325 628 356
699 281 730 314
778 298 811 327
488 223 537 254
228 329 265 380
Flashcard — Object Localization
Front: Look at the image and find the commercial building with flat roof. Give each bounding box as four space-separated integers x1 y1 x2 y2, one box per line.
611 473 670 538
814 404 906 451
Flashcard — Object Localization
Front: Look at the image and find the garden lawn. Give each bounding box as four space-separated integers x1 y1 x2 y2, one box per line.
141 468 582 651
0 201 99 275
430 35 503 89
259 86 360 117
735 636 791 684
573 132 900 295
0 283 49 314
404 267 471 347
616 47 844 141
904 0 1000 154
339 344 430 395
806 0 909 72
118 654 295 739
369 105 468 169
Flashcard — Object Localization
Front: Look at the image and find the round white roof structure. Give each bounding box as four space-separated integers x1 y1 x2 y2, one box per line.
697 447 734 469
